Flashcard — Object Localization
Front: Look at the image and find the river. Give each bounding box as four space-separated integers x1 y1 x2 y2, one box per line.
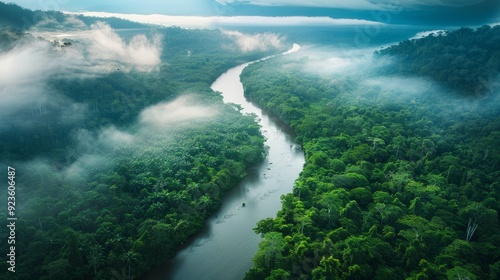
146 44 304 280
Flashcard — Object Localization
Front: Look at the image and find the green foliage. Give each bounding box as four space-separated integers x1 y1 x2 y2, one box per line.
446 266 477 280
0 11 279 278
253 232 286 273
242 25 500 279
376 25 500 97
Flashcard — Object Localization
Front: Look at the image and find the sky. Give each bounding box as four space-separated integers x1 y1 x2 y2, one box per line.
6 0 500 26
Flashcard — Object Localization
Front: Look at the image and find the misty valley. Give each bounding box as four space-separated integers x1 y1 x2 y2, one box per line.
1 2 500 280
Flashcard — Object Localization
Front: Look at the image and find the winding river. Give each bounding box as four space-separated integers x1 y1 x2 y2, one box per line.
146 44 304 280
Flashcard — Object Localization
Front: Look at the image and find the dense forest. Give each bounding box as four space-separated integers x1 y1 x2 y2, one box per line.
241 26 500 280
2 2 500 279
0 3 289 279
376 25 500 97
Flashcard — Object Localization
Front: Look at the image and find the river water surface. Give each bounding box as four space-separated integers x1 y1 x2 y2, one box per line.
147 44 304 280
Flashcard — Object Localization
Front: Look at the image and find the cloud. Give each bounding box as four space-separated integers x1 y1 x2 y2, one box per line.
139 95 217 127
410 29 447 40
277 43 500 119
227 0 489 9
0 40 72 86
361 75 500 116
223 30 284 52
10 92 221 196
0 39 77 128
64 154 110 183
277 45 447 104
286 45 377 76
0 22 162 129
98 126 136 148
85 22 162 70
363 76 436 99
59 103 88 125
4 21 162 77
32 21 163 72
56 96 217 182
69 12 385 28
282 43 301 54
214 16 384 26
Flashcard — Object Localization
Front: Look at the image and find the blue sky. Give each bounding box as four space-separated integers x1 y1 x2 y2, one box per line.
6 0 500 25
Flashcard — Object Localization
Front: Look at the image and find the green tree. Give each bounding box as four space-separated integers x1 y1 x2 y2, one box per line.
254 232 286 273
121 250 139 279
88 244 104 279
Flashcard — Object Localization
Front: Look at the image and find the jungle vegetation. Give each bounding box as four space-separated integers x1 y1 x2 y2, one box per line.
376 25 500 97
242 25 500 280
0 3 287 279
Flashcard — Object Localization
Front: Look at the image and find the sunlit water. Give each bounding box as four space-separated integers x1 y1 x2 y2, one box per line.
146 45 304 280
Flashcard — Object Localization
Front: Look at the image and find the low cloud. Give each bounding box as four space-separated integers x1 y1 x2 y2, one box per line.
85 22 162 71
32 21 163 72
362 76 437 104
139 95 217 127
223 30 284 52
15 95 218 188
71 96 216 154
0 22 162 129
0 40 77 87
212 16 384 26
287 45 378 76
410 30 447 40
279 43 500 118
98 126 136 149
64 154 110 184
70 12 385 28
0 39 78 128
361 75 500 118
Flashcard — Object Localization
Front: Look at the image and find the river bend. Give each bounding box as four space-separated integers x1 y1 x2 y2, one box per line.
147 44 304 280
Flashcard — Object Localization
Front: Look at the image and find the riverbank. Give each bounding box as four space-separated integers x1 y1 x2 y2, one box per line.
145 44 305 280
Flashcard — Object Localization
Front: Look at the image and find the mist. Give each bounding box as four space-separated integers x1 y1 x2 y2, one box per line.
85 22 162 71
0 18 172 187
77 95 216 181
280 44 381 76
0 21 162 130
30 21 163 72
71 12 385 28
274 31 499 118
0 37 77 130
14 94 219 193
222 30 285 52
140 95 217 127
